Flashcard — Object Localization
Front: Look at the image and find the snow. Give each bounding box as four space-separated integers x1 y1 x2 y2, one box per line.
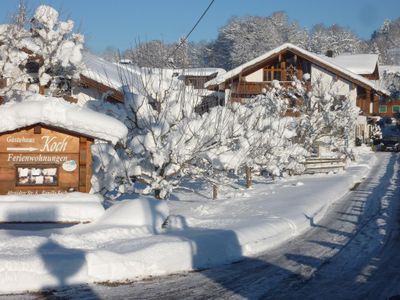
327 54 379 75
33 5 59 30
0 192 104 223
0 93 128 145
205 43 389 96
0 150 376 294
380 65 400 74
82 51 132 92
81 51 143 95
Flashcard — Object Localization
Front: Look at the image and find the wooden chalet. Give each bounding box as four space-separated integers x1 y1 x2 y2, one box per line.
205 43 389 117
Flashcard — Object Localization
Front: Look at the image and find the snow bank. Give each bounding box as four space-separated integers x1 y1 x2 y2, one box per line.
0 94 128 144
48 197 169 250
0 193 104 223
0 153 377 293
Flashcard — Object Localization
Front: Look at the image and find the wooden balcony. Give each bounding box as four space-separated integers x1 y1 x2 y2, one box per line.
230 81 310 102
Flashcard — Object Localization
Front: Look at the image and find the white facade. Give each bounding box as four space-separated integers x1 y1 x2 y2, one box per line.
245 69 263 82
311 65 357 106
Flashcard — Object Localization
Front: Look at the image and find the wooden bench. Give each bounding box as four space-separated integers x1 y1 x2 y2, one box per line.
303 157 346 174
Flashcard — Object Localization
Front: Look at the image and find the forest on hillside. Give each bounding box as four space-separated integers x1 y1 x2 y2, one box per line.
101 12 400 69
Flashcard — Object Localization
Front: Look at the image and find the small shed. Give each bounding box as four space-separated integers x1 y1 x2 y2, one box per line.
0 95 128 196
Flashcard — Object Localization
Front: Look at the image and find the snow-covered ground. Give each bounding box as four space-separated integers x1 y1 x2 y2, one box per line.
0 149 376 294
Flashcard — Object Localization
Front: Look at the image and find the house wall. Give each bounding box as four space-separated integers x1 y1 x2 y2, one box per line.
311 64 361 143
311 65 357 106
377 99 400 118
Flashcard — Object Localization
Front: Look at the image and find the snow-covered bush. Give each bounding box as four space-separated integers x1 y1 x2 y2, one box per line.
289 77 359 157
91 69 360 198
205 85 307 177
91 69 306 198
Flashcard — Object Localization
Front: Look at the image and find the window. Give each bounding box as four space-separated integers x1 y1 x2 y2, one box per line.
16 166 58 186
263 62 282 82
379 105 387 113
392 105 400 113
263 69 282 81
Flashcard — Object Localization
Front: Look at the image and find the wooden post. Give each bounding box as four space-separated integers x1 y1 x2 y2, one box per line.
245 166 252 188
212 184 218 200
39 85 45 95
155 189 162 200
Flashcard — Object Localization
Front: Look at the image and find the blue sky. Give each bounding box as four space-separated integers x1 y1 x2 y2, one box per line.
1 0 400 53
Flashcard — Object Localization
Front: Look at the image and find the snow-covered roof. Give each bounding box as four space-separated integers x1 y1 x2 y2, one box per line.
179 68 226 77
205 43 388 95
327 54 379 75
81 51 143 95
0 94 128 144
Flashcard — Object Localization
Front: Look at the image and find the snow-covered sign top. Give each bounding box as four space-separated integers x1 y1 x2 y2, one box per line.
327 54 379 75
0 94 128 144
205 43 389 95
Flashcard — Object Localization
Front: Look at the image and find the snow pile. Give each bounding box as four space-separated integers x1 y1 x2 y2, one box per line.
0 93 128 144
0 193 104 223
93 196 169 229
50 197 169 249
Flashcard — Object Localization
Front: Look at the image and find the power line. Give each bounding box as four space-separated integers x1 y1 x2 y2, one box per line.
167 0 215 65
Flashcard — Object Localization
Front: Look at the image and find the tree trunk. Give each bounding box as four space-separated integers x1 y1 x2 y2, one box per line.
154 189 163 200
245 166 252 188
212 184 218 200
39 85 45 95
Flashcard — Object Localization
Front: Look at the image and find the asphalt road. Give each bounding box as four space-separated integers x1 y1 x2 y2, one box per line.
2 152 400 300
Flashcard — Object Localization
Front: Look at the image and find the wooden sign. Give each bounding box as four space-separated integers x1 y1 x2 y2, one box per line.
0 124 93 195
